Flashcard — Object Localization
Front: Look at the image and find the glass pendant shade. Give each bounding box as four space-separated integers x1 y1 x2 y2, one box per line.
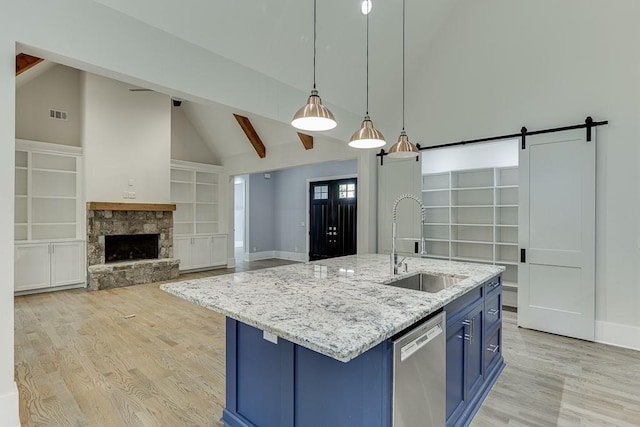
349 116 385 148
291 89 337 132
388 130 419 158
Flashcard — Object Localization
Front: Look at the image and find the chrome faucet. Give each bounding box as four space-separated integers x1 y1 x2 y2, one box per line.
391 194 427 275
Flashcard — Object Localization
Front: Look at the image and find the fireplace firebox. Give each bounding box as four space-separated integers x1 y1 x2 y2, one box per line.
105 234 159 263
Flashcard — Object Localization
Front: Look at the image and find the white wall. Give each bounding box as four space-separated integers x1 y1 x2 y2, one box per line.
410 0 640 348
16 64 81 146
0 37 18 426
422 139 518 174
82 73 171 203
171 106 218 165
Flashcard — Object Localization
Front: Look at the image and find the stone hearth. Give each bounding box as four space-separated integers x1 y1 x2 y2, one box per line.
86 203 179 290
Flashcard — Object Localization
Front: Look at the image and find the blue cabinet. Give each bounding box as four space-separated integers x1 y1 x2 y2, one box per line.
445 274 504 427
222 318 393 427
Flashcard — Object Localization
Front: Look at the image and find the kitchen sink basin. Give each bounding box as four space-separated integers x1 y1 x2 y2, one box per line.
386 273 467 293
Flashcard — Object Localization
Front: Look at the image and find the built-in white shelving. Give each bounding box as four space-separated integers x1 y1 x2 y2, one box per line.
422 167 519 292
170 160 227 271
14 140 85 293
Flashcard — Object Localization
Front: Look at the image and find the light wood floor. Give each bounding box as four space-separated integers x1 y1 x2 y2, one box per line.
15 261 640 426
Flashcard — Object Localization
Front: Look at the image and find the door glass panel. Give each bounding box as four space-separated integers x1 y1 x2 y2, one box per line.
338 183 356 199
314 185 328 200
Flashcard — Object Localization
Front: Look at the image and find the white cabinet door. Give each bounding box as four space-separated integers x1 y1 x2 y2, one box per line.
174 236 193 271
15 243 50 291
518 128 596 341
211 235 227 266
51 241 85 287
191 236 213 269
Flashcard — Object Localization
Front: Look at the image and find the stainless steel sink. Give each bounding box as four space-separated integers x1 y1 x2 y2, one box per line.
386 273 467 293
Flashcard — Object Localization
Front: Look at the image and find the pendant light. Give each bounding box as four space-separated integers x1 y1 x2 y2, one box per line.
388 0 419 158
291 0 337 132
349 2 386 149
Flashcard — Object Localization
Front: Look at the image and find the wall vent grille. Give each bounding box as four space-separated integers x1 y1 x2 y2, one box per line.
49 109 68 120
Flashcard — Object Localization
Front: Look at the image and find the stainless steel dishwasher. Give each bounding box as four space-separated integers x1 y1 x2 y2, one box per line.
393 311 446 427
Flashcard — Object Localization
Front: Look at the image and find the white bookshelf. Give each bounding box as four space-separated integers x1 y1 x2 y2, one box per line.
422 167 519 303
14 140 85 292
170 160 226 271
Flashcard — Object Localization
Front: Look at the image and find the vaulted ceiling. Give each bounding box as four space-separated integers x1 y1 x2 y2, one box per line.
23 1 462 161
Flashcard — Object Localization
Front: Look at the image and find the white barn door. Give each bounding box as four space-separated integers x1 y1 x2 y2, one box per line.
518 128 596 340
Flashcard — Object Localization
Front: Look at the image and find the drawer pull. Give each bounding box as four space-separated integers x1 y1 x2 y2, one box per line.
489 281 500 289
488 308 499 316
487 344 499 353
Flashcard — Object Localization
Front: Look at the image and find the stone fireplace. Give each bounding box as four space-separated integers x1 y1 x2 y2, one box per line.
86 202 180 290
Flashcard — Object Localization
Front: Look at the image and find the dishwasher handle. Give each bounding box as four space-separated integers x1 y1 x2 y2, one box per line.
399 322 443 362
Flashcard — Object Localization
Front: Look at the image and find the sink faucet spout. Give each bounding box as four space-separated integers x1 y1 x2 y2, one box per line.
391 194 427 275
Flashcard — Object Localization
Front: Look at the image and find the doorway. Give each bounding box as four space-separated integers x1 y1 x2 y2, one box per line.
309 178 357 261
234 176 247 263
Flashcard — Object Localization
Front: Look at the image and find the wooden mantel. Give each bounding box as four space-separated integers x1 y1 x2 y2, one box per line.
86 202 176 212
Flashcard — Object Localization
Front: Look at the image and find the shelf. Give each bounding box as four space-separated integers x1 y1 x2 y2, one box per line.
424 222 450 226
31 167 76 174
496 242 518 246
32 195 76 200
424 238 450 242
495 224 518 228
423 254 450 260
451 256 493 264
451 186 494 191
170 179 195 184
15 195 27 198
422 189 449 193
15 166 27 171
496 205 518 208
195 182 218 186
451 240 493 245
452 205 494 208
496 185 518 189
32 222 76 226
423 205 449 209
451 223 493 227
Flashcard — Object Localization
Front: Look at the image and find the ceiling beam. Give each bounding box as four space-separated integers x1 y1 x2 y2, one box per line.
297 133 314 150
233 114 266 158
16 53 44 76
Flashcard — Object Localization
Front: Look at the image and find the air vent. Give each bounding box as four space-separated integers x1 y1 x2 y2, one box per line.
49 109 68 120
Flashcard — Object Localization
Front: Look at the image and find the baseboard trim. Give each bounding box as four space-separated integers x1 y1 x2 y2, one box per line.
227 258 236 268
596 320 640 352
273 251 307 262
0 382 20 427
502 287 518 308
245 251 276 261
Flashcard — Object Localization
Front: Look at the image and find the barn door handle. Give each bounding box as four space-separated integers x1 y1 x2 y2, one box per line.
520 248 526 263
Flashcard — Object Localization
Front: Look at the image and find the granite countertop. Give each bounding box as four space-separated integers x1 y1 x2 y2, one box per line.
161 254 504 362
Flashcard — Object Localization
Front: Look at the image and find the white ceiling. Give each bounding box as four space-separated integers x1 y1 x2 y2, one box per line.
89 0 460 159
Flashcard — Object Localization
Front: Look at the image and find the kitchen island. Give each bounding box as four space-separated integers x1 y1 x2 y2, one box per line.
161 254 505 427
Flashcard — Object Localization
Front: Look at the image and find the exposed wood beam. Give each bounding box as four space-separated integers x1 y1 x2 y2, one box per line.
233 114 266 158
16 53 44 76
297 133 314 150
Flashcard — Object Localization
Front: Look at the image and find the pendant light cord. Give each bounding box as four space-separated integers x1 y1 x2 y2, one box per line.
366 11 369 115
402 0 406 131
313 0 317 90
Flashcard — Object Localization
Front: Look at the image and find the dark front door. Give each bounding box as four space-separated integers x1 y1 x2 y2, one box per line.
309 178 357 261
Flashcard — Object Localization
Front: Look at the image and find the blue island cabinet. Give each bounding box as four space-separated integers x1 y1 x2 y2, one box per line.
445 274 505 427
221 318 393 427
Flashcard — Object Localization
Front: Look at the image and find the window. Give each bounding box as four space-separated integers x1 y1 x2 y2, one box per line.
338 183 356 199
314 185 329 200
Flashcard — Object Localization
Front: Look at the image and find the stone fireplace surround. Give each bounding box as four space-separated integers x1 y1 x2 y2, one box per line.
86 202 179 291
